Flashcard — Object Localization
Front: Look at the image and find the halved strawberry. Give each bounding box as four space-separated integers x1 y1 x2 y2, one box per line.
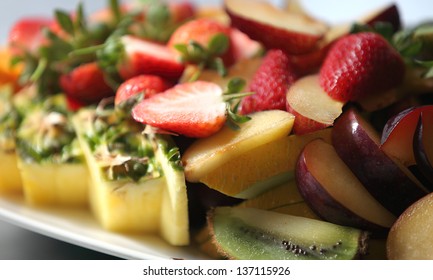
60 62 114 105
319 32 405 102
114 74 172 106
240 49 298 115
132 81 228 138
116 35 185 81
168 18 235 67
8 17 53 55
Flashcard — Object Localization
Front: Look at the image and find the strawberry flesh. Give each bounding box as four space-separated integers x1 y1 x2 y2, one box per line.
132 81 227 138
319 32 405 102
240 49 298 115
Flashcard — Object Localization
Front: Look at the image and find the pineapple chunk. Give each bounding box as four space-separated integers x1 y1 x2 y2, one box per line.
155 136 189 246
18 160 88 206
73 109 165 233
0 150 22 194
15 95 89 207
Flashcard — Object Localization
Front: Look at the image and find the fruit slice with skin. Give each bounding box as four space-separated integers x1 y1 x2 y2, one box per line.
224 0 327 55
196 127 331 199
154 135 189 246
387 191 433 259
296 138 396 234
332 108 429 216
286 74 344 135
413 111 433 187
208 207 369 260
72 109 165 234
182 110 295 182
381 105 433 167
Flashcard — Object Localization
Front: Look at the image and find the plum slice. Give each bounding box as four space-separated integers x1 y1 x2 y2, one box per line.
413 110 433 187
296 138 396 234
332 108 429 216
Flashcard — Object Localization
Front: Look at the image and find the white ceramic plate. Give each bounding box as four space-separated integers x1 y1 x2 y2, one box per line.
0 0 431 260
0 195 209 260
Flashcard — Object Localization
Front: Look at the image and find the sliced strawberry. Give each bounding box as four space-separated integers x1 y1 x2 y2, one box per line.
168 18 235 66
8 17 53 55
319 32 405 102
115 74 172 106
60 62 114 105
118 35 185 81
132 81 227 138
240 49 298 115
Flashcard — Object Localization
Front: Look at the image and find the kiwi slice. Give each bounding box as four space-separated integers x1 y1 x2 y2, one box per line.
208 207 369 260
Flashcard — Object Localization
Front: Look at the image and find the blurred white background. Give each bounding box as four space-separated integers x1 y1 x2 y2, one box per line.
0 0 431 42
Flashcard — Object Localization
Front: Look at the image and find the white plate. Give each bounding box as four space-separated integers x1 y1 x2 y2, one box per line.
0 195 210 260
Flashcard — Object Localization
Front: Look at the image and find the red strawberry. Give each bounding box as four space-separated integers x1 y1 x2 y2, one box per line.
169 1 196 23
118 35 185 81
319 32 405 102
132 81 227 138
168 18 235 66
115 75 172 106
240 49 298 115
8 17 53 55
60 62 114 105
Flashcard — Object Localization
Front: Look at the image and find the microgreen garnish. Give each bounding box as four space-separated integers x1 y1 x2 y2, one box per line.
222 78 253 130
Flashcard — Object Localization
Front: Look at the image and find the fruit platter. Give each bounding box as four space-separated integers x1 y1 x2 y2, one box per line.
0 0 433 260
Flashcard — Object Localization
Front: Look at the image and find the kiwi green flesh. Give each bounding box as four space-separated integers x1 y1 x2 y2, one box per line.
209 207 369 260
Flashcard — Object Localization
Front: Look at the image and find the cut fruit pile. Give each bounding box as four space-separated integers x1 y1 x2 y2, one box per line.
1 0 433 259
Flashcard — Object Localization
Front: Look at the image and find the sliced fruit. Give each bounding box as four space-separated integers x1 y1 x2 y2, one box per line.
208 207 369 260
413 111 433 186
182 110 295 182
7 17 52 55
319 32 405 102
332 108 429 216
286 74 344 135
17 161 89 207
224 0 327 55
381 105 433 167
237 180 319 219
154 135 189 246
361 3 401 32
72 109 165 233
131 81 228 138
197 128 331 199
296 138 396 233
230 28 263 62
387 192 433 259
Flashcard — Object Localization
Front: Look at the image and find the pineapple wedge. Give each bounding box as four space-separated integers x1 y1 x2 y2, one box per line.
0 85 22 194
15 96 89 207
73 108 189 245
